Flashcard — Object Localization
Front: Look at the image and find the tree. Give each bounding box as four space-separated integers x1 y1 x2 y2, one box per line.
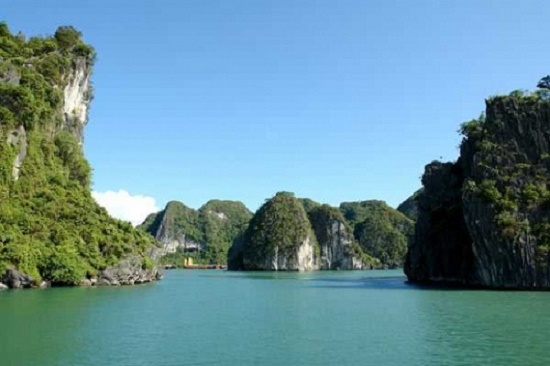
537 75 550 90
54 26 81 50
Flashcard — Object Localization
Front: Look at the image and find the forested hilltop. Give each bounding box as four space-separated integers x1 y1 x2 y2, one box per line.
406 85 550 289
0 24 159 288
228 192 413 271
139 200 252 266
143 192 413 271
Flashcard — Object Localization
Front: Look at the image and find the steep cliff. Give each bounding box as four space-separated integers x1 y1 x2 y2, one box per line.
230 192 317 271
139 199 252 264
406 89 550 289
0 24 160 287
397 190 421 221
307 205 368 270
404 162 475 284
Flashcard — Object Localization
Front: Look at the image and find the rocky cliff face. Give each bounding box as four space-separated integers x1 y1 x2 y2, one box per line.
397 190 421 221
61 57 92 144
406 91 550 289
247 234 317 271
308 205 365 270
0 24 160 288
404 162 475 284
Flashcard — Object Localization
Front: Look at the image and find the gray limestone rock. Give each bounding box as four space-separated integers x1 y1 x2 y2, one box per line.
98 255 163 286
80 279 92 287
2 269 34 289
308 206 364 270
406 95 550 289
0 62 20 85
6 126 27 180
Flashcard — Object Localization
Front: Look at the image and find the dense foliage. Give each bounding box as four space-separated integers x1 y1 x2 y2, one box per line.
242 192 314 267
140 201 202 243
140 200 252 265
340 200 413 268
198 200 252 264
230 194 410 270
0 24 156 285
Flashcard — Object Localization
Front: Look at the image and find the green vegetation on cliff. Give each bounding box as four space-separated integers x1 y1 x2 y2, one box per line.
242 192 315 269
140 201 202 244
198 200 252 264
228 192 408 270
406 85 550 288
307 204 350 246
461 92 550 270
308 204 377 268
140 199 252 265
0 24 156 285
340 201 413 268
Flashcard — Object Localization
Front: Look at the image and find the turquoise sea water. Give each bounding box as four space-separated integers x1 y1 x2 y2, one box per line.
1 270 549 366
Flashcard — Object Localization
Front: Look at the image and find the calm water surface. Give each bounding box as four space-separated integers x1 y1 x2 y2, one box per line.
1 270 549 366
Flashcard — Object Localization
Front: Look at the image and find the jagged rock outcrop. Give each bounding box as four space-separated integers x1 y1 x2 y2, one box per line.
308 205 365 270
97 255 163 286
406 91 550 289
1 269 34 289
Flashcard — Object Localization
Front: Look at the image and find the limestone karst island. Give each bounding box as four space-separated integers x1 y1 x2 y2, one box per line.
2 2 550 366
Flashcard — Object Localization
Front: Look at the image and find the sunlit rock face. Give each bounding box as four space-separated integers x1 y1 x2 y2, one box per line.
62 57 92 144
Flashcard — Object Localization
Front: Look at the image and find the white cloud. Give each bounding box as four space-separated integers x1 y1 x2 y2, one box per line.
92 190 159 226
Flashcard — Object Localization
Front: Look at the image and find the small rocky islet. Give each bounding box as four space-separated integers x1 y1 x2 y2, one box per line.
2 23 550 290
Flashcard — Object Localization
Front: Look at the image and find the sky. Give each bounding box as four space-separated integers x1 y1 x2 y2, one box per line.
2 1 550 225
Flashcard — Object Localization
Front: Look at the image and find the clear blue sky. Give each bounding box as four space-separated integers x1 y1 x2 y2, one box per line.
2 1 550 215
